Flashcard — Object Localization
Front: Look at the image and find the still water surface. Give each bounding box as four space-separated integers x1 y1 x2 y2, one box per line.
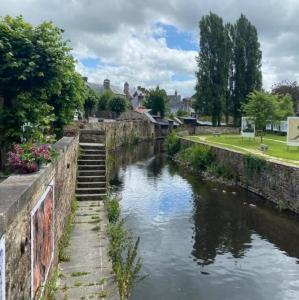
110 145 299 300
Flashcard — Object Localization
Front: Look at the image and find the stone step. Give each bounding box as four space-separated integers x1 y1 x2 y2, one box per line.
78 165 105 171
76 187 106 195
76 193 107 201
80 149 106 155
77 176 106 182
80 129 105 135
80 143 105 150
79 154 105 160
78 170 106 176
77 182 106 188
78 160 105 166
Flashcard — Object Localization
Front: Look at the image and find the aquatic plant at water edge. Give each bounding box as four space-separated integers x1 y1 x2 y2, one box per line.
165 131 181 155
105 196 121 224
177 144 214 171
207 162 235 180
244 154 266 176
105 196 142 300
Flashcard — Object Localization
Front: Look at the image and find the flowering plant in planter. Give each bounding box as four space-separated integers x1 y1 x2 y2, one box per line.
7 143 57 174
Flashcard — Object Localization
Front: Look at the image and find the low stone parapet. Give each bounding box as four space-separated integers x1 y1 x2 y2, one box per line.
0 136 79 299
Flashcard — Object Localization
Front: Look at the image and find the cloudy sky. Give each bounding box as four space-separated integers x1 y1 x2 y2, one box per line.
1 0 298 97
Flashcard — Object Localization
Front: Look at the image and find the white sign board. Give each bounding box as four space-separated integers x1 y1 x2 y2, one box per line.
287 117 299 146
241 117 255 138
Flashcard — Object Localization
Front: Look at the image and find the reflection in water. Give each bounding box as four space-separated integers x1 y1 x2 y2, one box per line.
111 143 299 300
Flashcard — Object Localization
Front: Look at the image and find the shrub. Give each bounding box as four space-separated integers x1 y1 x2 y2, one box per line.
63 125 79 137
207 162 234 180
7 143 57 174
108 96 128 116
244 154 266 176
177 144 214 171
165 132 181 156
106 197 121 224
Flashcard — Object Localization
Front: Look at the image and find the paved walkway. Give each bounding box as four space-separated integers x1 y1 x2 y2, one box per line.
56 201 119 300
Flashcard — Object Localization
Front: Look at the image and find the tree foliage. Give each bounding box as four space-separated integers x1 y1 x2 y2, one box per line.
242 91 294 142
84 87 99 118
232 14 262 125
98 90 113 111
195 13 262 126
144 86 167 118
272 81 299 115
0 15 87 146
195 12 227 126
107 95 128 116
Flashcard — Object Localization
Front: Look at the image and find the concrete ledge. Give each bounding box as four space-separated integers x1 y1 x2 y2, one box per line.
0 136 76 236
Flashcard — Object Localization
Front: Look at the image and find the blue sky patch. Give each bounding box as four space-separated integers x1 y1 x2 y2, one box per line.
155 22 198 51
80 57 102 69
172 73 194 82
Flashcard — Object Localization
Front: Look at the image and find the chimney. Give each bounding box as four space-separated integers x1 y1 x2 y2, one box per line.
103 78 110 90
124 82 129 96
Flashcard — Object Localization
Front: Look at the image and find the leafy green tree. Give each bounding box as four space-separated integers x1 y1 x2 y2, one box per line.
233 14 262 126
108 95 128 116
242 91 293 142
195 12 227 126
272 81 299 115
84 87 99 118
48 71 87 138
0 15 87 146
276 94 294 121
144 86 167 118
98 90 113 111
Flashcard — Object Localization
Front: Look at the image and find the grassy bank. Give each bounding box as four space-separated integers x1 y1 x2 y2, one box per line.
187 134 299 165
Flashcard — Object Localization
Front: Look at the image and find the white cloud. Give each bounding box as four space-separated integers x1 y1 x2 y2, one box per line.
1 0 299 97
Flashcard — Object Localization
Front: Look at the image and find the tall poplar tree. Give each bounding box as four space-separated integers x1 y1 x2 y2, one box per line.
195 12 227 126
232 14 262 126
195 13 262 127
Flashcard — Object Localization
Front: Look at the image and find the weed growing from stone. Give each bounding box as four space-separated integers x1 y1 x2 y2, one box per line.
105 196 142 300
91 225 101 231
40 269 59 300
74 280 82 287
105 196 120 223
71 271 90 277
59 198 78 262
98 290 107 298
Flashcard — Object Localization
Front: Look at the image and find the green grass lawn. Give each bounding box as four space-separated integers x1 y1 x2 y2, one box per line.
187 134 299 165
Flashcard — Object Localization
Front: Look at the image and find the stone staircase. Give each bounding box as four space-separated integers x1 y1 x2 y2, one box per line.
76 131 107 201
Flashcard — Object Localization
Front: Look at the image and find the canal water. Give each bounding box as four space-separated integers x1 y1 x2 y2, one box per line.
110 143 299 300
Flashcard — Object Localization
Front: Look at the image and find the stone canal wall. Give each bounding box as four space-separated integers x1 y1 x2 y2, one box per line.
195 126 239 135
180 138 299 213
84 120 155 149
0 136 79 299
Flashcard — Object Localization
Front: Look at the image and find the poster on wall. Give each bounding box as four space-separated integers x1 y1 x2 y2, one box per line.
0 235 5 300
31 180 54 299
287 117 299 146
241 117 255 138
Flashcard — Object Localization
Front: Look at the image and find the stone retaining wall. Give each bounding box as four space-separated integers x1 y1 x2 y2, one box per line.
195 126 239 135
0 136 79 299
84 120 155 149
181 138 299 213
